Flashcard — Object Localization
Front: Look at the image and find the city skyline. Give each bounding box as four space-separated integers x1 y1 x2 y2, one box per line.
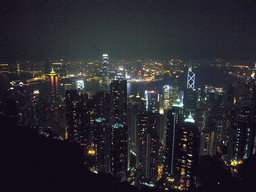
1 1 256 190
1 54 256 190
1 0 256 62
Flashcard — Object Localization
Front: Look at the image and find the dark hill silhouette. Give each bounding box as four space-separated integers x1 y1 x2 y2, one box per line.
193 155 243 192
0 115 138 192
238 153 256 191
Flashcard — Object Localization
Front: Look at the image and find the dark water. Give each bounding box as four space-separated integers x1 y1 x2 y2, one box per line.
127 66 244 96
185 66 244 89
86 66 244 97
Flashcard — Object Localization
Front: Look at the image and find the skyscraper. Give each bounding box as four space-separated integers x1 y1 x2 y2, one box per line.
47 69 60 132
93 116 110 173
184 67 196 117
164 99 183 187
110 79 128 179
90 91 111 173
199 126 218 157
187 67 195 90
229 106 255 164
136 112 160 184
127 93 146 176
163 85 171 112
65 90 89 143
164 99 199 190
102 53 110 87
49 69 59 105
183 88 196 114
170 75 180 106
145 90 160 113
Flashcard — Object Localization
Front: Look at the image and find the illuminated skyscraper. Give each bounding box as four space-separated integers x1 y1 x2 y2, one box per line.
227 80 256 165
46 69 60 133
102 53 110 87
65 90 89 143
164 99 183 186
164 100 199 190
136 112 160 184
127 93 145 174
90 91 111 173
110 79 127 179
163 85 171 111
93 117 110 173
28 90 40 132
76 80 85 94
183 88 196 114
187 67 195 89
199 126 218 157
145 90 160 113
229 106 255 164
170 75 180 106
49 69 59 105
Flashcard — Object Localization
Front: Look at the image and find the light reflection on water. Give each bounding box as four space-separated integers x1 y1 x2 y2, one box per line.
86 66 243 97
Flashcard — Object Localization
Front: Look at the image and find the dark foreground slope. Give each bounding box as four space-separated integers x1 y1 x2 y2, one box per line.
0 115 138 192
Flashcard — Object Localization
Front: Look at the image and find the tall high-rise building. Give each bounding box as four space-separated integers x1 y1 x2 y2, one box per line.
110 79 128 179
145 90 160 113
199 126 218 157
102 53 110 87
229 106 255 164
90 91 111 173
163 85 171 111
164 100 199 190
47 69 60 133
93 117 110 173
227 79 256 165
164 99 183 186
234 81 251 107
65 90 89 144
183 88 196 114
127 93 146 176
136 112 160 184
184 66 196 117
187 67 195 90
110 79 127 127
49 69 59 105
224 84 235 109
28 90 40 132
170 75 180 106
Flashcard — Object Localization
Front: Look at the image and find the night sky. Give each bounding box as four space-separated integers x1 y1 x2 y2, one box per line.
1 0 255 61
